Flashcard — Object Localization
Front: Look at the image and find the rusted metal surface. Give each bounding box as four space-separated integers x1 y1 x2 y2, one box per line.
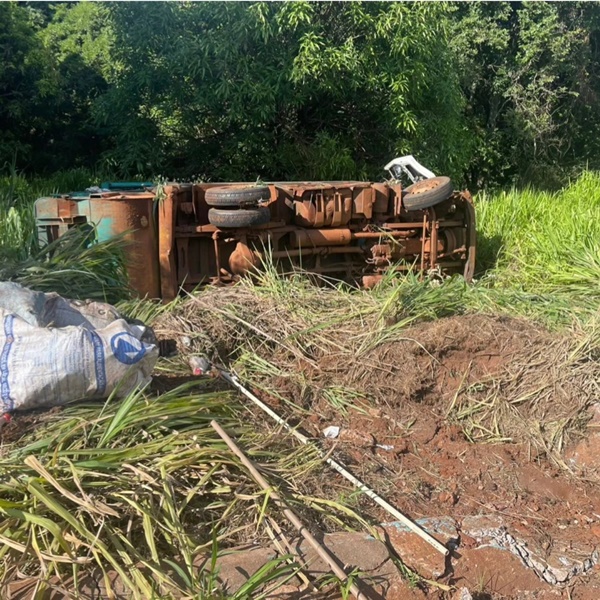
159 180 476 298
35 190 160 298
463 194 477 281
291 229 352 247
159 186 179 299
35 177 476 299
407 178 443 194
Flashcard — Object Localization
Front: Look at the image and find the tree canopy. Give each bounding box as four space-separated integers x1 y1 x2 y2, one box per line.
2 1 600 188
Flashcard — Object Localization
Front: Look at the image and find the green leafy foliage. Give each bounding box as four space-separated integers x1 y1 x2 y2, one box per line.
2 1 600 186
451 1 600 187
92 1 469 180
0 2 53 166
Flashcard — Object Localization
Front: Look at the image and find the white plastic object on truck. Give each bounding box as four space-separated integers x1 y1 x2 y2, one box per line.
384 155 436 183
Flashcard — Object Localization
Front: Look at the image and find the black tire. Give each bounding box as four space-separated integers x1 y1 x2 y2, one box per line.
403 176 453 211
208 207 271 228
205 185 270 208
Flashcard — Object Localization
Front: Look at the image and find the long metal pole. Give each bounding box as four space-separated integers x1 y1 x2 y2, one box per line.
210 420 370 600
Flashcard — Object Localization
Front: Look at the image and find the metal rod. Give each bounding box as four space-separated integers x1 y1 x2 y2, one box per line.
271 247 362 259
212 232 222 285
379 220 465 229
352 231 417 239
429 208 438 270
210 420 370 600
219 370 449 556
419 213 427 273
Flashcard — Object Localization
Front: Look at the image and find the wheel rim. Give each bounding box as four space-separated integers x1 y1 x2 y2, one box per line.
409 178 442 194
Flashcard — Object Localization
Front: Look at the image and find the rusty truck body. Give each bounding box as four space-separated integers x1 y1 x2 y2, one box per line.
35 160 476 300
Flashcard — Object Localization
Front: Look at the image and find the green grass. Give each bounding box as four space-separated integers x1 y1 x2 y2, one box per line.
475 170 600 320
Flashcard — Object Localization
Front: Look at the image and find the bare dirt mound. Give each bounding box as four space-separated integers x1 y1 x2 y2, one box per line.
156 287 596 460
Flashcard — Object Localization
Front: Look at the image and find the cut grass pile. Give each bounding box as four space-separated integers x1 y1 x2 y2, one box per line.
154 274 600 465
0 227 132 305
0 382 365 599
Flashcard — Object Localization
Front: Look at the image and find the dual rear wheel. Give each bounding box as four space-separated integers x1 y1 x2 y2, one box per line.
205 185 270 228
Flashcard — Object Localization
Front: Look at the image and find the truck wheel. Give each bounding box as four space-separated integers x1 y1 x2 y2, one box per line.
208 207 271 228
403 177 453 211
205 185 270 208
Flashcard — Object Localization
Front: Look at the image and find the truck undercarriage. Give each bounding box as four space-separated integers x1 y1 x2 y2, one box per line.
35 162 476 300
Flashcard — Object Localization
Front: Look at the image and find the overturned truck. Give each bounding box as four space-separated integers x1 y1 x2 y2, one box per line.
35 157 476 300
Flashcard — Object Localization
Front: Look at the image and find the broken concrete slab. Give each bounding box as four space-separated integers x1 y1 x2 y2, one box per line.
461 514 599 586
295 531 391 575
215 545 278 594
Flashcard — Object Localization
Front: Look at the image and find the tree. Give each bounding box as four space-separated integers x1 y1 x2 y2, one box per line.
39 2 113 170
0 2 53 167
450 1 600 188
94 1 469 180
3 0 600 188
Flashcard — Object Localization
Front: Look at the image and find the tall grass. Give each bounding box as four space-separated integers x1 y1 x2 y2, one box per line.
476 171 600 313
0 203 35 263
